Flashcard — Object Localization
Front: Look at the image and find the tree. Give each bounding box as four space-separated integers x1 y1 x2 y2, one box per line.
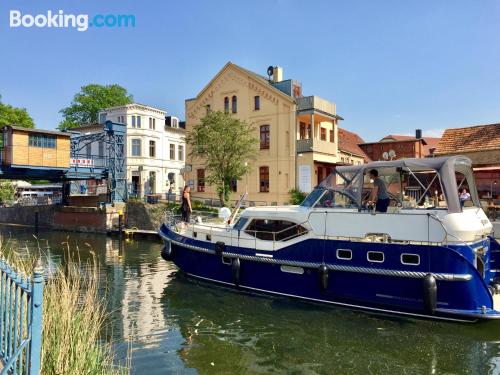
186 111 258 206
0 180 15 205
59 84 133 130
0 95 35 128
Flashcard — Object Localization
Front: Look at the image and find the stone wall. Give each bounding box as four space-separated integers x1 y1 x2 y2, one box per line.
0 205 55 227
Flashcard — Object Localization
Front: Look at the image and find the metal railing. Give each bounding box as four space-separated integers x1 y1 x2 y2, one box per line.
0 260 43 375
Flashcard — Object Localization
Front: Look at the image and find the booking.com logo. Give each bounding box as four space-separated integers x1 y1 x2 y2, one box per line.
9 10 136 31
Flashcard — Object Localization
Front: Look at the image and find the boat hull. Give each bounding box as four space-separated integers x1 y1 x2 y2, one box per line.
159 224 500 322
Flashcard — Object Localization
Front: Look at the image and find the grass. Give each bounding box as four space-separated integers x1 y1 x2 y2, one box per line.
0 239 129 375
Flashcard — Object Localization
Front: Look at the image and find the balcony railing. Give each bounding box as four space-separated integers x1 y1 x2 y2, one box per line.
296 96 337 117
297 138 336 155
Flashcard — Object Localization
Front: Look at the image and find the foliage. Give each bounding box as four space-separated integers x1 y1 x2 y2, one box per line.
0 180 16 204
289 188 307 205
59 84 133 130
0 242 129 375
0 95 35 128
186 111 258 206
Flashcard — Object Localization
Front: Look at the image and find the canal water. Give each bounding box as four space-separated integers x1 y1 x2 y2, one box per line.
2 226 500 375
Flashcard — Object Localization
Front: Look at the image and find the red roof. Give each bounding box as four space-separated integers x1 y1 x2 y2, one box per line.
380 134 415 142
434 123 500 155
338 128 371 161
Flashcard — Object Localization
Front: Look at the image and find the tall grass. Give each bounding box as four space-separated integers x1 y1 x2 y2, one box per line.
0 239 129 375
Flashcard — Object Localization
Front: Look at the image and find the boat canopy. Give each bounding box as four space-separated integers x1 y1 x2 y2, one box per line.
319 156 479 213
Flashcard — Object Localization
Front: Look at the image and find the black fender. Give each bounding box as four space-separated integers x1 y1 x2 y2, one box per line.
161 240 173 261
232 258 241 287
423 273 437 314
319 265 328 291
215 241 225 258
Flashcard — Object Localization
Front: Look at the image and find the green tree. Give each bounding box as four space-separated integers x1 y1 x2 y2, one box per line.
0 180 15 204
186 111 258 206
59 84 133 130
0 95 35 128
289 188 307 205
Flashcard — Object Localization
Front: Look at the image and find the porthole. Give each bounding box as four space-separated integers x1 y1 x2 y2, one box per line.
193 232 197 238
367 251 384 263
401 253 420 266
336 249 352 260
280 265 304 274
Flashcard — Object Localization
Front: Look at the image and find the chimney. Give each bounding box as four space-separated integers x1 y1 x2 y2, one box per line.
415 129 422 140
272 66 283 82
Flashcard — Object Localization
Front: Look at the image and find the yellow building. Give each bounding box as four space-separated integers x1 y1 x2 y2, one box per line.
185 62 346 205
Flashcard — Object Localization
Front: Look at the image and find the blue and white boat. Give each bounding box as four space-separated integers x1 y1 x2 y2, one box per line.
159 156 500 322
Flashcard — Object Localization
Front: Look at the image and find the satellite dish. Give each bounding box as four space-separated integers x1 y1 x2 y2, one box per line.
267 66 274 80
382 152 389 160
388 149 396 158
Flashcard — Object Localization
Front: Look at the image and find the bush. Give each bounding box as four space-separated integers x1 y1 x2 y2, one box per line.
289 188 307 205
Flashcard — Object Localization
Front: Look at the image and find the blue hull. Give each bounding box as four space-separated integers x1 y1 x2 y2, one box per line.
159 224 500 322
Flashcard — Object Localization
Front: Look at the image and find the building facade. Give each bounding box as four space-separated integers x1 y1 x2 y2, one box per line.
359 130 441 161
185 62 350 205
97 104 186 197
433 123 500 199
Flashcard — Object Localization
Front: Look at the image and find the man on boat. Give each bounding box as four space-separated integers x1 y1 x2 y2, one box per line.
368 169 390 213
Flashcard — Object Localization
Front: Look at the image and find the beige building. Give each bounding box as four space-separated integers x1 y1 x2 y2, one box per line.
185 62 350 205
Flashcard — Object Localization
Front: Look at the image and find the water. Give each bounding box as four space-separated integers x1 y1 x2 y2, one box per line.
2 226 500 374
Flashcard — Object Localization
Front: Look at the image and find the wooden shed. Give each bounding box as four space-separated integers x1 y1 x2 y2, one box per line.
1 126 70 169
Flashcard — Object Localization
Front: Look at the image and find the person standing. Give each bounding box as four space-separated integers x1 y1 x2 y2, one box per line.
460 188 471 207
369 169 390 213
181 186 192 222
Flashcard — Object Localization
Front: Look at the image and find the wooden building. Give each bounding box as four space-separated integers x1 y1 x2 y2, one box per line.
1 126 70 169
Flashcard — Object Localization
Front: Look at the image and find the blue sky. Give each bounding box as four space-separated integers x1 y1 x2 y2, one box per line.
1 0 499 141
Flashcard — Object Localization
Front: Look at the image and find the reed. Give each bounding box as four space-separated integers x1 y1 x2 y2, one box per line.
0 238 129 375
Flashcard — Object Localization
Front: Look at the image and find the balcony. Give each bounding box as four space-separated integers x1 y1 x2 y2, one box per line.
297 138 336 155
296 96 337 118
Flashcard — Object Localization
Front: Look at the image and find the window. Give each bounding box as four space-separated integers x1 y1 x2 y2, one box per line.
170 144 175 160
131 116 136 128
299 122 306 140
337 249 352 260
131 139 141 156
320 127 326 141
149 117 156 130
367 251 384 263
245 219 307 241
330 129 335 143
149 140 156 158
205 104 211 114
254 96 260 110
224 97 229 113
117 115 126 124
28 134 57 148
86 144 91 158
197 169 205 192
401 253 420 266
178 145 184 161
137 116 141 128
99 113 106 124
259 166 269 192
232 95 237 113
172 118 178 128
260 125 270 149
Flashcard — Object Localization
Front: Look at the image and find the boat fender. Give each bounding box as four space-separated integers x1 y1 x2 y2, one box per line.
319 265 328 291
232 258 241 287
215 241 225 258
161 240 173 261
423 274 437 314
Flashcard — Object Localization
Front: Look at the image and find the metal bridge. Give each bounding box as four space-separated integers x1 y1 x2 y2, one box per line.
0 121 127 203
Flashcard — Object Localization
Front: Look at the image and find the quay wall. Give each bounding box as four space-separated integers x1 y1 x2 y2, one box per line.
0 205 55 227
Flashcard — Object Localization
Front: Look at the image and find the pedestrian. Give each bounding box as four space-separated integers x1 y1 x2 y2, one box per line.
368 169 390 213
181 185 192 223
460 188 471 207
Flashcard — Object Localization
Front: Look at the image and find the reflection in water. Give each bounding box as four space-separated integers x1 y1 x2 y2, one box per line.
1 225 500 374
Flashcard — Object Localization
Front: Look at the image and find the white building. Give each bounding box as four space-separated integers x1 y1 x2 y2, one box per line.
96 103 186 198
